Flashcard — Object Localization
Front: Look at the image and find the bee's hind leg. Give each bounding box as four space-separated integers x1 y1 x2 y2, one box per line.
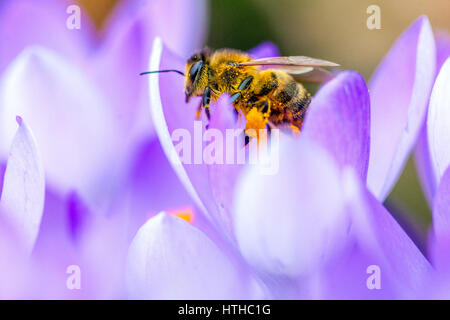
195 100 202 119
266 123 272 136
241 99 271 147
196 86 211 126
203 86 211 120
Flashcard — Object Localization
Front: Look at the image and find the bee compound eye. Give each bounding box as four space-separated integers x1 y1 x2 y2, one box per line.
189 61 203 82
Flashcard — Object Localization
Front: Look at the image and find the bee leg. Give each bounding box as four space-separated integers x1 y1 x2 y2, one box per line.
195 100 202 119
238 76 253 91
262 101 269 113
266 123 272 136
244 132 251 146
260 101 272 138
240 131 251 147
230 92 241 104
202 86 211 121
205 105 210 120
230 76 253 106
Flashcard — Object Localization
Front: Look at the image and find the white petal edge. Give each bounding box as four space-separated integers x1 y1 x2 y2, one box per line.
125 212 261 299
0 46 117 208
148 37 208 216
428 58 450 186
0 117 45 255
368 17 436 200
233 138 349 277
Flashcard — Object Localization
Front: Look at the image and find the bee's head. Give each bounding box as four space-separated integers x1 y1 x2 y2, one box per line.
185 49 210 103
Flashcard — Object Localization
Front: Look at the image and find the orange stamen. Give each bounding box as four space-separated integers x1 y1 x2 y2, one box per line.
167 207 195 224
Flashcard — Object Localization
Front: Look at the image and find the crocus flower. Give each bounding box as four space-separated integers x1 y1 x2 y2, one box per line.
0 0 445 300
414 30 450 204
0 0 207 210
367 16 436 202
418 57 450 298
0 0 207 298
141 14 436 298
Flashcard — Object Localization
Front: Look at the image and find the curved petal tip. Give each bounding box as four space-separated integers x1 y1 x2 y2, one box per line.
303 70 370 181
0 118 45 255
367 15 436 201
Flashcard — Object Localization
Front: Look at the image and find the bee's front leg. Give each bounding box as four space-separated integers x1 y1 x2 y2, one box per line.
195 86 212 120
203 86 211 120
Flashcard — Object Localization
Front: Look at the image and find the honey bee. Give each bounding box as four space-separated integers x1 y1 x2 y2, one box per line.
141 48 339 141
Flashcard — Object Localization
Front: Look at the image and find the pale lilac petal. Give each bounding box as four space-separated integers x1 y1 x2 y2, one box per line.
248 41 281 59
427 58 450 192
414 129 437 204
89 20 154 148
431 166 450 240
31 189 127 299
30 189 92 298
0 117 44 255
148 38 242 238
123 138 195 234
345 170 432 297
317 243 398 299
302 169 430 299
430 167 450 284
125 212 262 299
0 215 32 298
105 0 208 58
435 31 450 69
414 32 450 204
367 16 436 201
205 95 247 240
0 0 95 72
0 46 120 208
148 37 211 218
233 138 350 277
303 71 370 181
0 162 5 196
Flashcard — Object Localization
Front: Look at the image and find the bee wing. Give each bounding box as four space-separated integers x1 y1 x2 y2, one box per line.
291 67 336 83
239 56 339 67
239 56 339 83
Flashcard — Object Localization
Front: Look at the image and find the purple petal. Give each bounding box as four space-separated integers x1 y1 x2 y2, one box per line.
303 71 370 181
345 170 432 297
0 162 5 196
414 128 437 205
148 37 211 217
122 138 196 234
205 95 247 240
0 0 95 72
435 31 450 70
426 58 450 194
125 212 263 299
0 117 45 255
148 38 242 239
248 41 281 59
367 16 436 201
89 20 155 146
432 165 450 240
30 189 91 298
0 47 122 208
233 138 350 277
31 189 128 299
414 32 450 204
105 0 208 58
316 239 398 299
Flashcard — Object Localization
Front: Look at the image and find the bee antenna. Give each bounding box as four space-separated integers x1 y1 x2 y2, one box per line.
139 70 185 76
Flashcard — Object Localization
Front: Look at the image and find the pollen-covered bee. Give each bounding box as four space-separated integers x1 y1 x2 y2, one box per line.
141 48 339 139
